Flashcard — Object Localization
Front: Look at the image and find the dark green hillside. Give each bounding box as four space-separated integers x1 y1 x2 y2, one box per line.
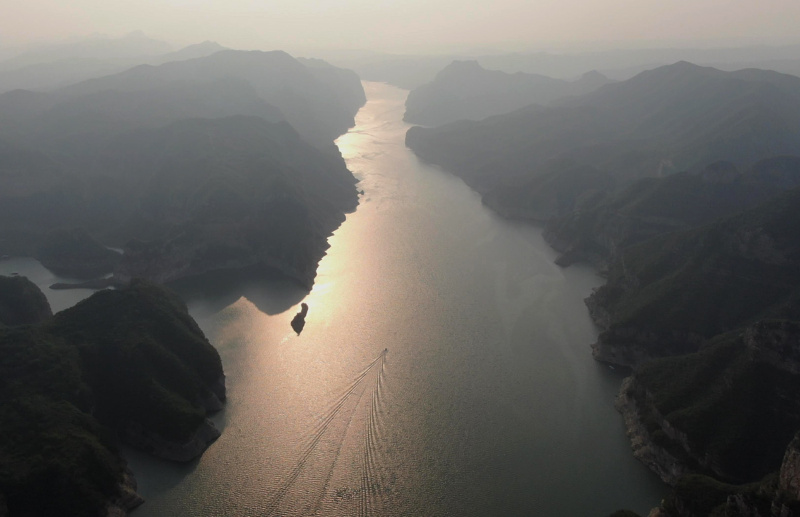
619 322 800 516
544 156 800 269
0 279 225 516
0 113 359 287
0 326 124 517
633 330 800 481
588 186 800 365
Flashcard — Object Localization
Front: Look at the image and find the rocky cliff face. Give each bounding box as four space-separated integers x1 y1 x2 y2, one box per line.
616 377 696 485
617 323 800 516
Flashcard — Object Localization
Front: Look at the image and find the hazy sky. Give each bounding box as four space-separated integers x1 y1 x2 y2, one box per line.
3 0 800 53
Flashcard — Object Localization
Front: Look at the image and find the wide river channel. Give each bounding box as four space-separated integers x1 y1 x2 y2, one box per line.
2 81 665 516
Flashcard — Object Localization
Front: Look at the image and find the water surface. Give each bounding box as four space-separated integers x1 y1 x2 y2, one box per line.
4 82 665 516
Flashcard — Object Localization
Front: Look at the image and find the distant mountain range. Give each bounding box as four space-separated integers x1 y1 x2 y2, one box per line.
404 60 613 126
0 34 227 93
407 61 800 221
57 49 365 146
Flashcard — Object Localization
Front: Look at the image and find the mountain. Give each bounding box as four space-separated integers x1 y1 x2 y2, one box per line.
150 41 228 65
0 32 175 93
107 116 359 287
587 186 800 367
0 32 171 72
406 62 800 222
404 60 613 126
579 183 800 516
59 49 366 146
0 112 359 287
0 40 228 95
0 278 224 516
615 323 800 516
0 49 363 287
0 77 284 165
35 227 121 278
544 156 800 270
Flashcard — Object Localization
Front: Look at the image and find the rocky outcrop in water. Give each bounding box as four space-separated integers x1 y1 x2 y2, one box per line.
291 302 309 335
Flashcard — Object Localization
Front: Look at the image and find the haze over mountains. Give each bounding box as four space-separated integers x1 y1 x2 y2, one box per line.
0 33 227 93
0 47 365 291
6 22 800 517
407 62 800 221
404 60 613 126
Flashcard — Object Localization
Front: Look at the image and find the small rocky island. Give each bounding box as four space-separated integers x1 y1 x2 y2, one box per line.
291 302 309 335
0 276 225 516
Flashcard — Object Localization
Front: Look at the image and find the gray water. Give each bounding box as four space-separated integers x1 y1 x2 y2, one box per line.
2 82 665 516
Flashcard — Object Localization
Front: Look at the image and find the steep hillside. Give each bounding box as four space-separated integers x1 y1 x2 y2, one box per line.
104 116 358 287
0 51 362 287
587 187 800 366
544 156 800 269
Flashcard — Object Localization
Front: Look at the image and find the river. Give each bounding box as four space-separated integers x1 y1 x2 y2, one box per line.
1 81 665 516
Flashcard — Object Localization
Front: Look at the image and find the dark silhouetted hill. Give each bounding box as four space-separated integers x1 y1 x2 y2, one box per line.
0 275 52 326
0 279 224 515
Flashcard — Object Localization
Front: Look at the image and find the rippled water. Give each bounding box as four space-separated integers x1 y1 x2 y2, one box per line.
4 82 665 516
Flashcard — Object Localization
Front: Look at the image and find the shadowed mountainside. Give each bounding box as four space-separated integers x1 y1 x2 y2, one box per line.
543 156 800 270
0 50 364 287
0 278 224 516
